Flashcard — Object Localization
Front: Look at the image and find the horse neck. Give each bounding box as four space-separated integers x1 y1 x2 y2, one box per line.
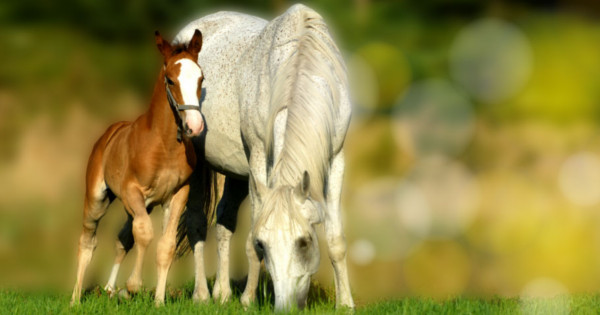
144 69 179 145
271 151 326 202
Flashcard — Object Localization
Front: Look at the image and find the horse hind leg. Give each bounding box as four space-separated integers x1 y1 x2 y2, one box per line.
104 213 134 295
71 181 113 305
184 164 222 303
213 176 248 303
184 177 209 303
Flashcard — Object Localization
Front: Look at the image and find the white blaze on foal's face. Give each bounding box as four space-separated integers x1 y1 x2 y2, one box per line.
176 58 204 136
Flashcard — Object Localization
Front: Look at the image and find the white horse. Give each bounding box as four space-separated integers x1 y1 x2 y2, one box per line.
174 4 353 310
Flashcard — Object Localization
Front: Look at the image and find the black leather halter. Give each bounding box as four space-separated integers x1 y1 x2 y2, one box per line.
165 76 201 141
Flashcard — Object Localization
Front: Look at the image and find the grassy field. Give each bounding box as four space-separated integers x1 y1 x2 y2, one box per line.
5 5 600 314
1 281 598 315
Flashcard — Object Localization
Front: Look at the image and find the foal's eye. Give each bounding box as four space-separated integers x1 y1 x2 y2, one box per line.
166 77 175 86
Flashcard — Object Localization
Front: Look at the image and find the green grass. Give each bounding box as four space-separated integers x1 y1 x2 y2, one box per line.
2 281 600 315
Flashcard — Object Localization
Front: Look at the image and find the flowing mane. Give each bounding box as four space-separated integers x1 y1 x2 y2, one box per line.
265 9 348 201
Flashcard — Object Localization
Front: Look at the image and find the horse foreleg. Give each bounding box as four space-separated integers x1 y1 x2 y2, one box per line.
104 214 134 295
241 231 261 308
71 182 111 305
241 154 268 308
214 177 248 303
124 188 153 294
189 240 209 303
155 185 189 306
324 151 354 309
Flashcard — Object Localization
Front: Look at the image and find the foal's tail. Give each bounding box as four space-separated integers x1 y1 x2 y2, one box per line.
175 143 220 258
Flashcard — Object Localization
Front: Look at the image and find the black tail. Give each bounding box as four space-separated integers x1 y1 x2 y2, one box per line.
175 135 219 258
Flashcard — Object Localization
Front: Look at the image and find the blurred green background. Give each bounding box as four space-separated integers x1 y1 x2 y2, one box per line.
2 0 600 306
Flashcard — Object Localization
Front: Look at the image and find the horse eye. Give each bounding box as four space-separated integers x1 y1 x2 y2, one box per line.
254 239 265 254
296 236 310 250
166 77 175 86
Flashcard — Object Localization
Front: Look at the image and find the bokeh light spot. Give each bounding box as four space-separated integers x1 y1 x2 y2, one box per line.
349 239 376 266
355 42 411 111
346 52 379 112
351 178 426 260
395 181 431 237
403 155 479 237
393 79 475 159
558 151 600 206
449 18 533 104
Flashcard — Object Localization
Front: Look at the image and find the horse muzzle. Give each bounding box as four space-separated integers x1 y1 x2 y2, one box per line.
184 110 204 137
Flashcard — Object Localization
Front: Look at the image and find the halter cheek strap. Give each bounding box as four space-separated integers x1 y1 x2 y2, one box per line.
165 76 201 142
164 77 202 112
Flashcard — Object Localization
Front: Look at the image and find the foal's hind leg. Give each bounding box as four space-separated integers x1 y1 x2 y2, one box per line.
324 151 354 308
71 180 112 305
104 214 134 295
213 177 248 303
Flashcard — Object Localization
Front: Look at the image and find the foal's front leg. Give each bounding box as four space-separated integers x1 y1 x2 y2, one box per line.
155 184 189 305
123 187 154 294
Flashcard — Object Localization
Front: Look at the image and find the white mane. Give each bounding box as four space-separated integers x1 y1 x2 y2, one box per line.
265 9 348 201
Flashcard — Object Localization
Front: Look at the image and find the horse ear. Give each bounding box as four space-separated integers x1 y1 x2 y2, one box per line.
188 29 203 56
155 30 172 59
249 171 267 204
294 171 310 202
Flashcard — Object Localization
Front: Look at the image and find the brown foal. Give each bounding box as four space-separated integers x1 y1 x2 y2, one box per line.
71 29 205 306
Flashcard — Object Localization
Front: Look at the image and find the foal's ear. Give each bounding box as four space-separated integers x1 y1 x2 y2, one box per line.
188 29 203 56
294 171 310 202
249 171 267 204
155 30 172 59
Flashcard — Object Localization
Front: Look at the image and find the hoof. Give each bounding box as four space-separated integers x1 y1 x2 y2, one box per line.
336 301 356 312
104 285 116 298
212 284 231 304
118 289 131 300
240 291 255 309
192 289 210 303
126 279 142 293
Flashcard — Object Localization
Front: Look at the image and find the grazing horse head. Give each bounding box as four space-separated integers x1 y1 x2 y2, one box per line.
250 171 323 310
155 29 204 138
